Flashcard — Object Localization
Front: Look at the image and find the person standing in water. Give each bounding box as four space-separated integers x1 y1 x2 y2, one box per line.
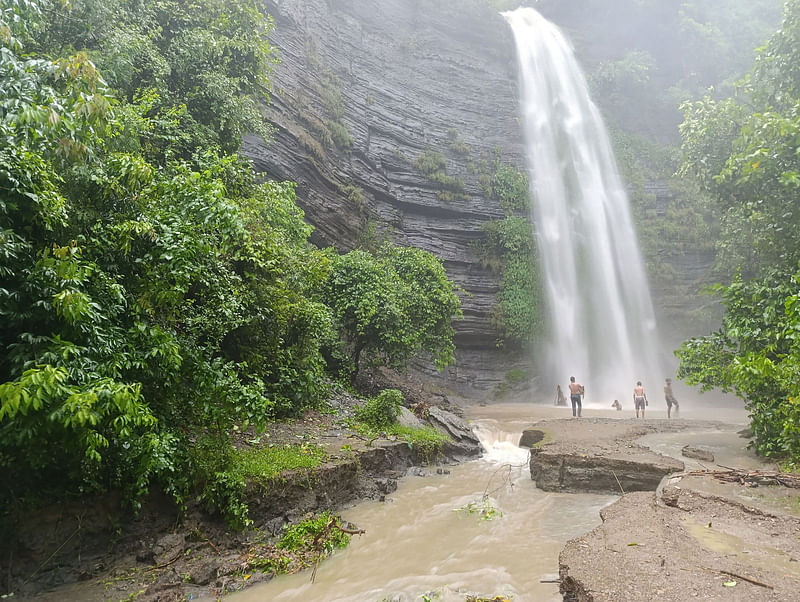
633 381 647 418
664 378 679 418
555 384 567 406
568 376 583 418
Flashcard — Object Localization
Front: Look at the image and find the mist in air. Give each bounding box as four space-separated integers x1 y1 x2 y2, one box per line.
503 7 665 403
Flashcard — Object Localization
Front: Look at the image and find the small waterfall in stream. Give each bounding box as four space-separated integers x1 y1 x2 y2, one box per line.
472 421 530 466
503 8 665 401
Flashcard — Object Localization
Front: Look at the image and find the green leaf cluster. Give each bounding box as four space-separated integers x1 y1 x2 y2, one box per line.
354 389 402 430
414 150 469 202
474 215 540 348
676 0 800 467
324 244 462 379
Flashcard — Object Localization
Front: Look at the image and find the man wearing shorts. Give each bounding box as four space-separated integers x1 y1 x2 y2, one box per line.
633 381 647 418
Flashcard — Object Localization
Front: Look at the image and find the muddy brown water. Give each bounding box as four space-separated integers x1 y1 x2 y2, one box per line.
227 404 621 602
224 403 757 602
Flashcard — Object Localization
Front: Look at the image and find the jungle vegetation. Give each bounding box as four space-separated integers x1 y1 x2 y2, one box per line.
0 0 461 519
675 0 800 468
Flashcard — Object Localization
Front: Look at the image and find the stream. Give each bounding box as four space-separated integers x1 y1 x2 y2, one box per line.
228 404 619 602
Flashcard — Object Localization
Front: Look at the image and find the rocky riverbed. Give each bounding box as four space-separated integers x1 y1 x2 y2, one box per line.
518 414 800 601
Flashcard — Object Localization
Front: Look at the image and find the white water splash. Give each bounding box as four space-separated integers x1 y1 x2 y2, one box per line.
472 420 530 466
503 7 666 401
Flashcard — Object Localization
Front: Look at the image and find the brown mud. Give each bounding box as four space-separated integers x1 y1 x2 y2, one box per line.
517 415 800 601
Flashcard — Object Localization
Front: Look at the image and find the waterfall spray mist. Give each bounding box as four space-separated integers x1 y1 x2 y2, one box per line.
503 8 665 403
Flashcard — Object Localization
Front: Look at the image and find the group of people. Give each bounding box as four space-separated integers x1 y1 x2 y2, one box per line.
554 377 680 419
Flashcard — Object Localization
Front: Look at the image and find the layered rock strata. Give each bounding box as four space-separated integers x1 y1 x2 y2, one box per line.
521 418 696 494
243 0 527 393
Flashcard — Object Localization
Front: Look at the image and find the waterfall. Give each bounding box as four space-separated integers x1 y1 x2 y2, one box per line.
503 8 664 402
472 420 530 465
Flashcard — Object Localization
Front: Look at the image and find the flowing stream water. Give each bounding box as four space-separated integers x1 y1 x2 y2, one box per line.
503 8 665 401
228 404 617 602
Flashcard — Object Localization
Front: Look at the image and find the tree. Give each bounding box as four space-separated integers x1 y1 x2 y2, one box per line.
324 245 462 380
0 0 333 507
676 0 800 466
35 0 278 158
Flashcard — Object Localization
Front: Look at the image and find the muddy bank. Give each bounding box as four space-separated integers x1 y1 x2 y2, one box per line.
2 401 480 602
521 418 725 494
519 415 800 601
559 475 800 601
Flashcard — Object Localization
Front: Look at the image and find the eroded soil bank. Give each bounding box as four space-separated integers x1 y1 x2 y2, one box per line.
1 392 480 602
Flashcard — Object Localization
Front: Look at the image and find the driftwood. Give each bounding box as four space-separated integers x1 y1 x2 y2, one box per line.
718 568 774 590
675 468 800 488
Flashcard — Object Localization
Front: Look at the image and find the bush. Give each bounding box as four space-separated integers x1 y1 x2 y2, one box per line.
355 389 403 430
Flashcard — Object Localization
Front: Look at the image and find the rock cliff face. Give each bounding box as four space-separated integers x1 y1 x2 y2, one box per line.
243 0 527 395
242 0 718 396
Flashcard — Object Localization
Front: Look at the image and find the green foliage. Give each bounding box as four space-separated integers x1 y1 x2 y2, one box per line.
234 443 326 485
474 217 540 347
0 0 337 513
457 496 502 521
675 0 800 469
590 50 655 113
244 511 351 575
35 0 278 156
446 128 471 155
277 511 350 554
414 150 468 202
324 244 462 378
490 161 529 214
192 437 326 529
352 389 450 462
676 270 800 464
354 389 402 430
387 424 450 463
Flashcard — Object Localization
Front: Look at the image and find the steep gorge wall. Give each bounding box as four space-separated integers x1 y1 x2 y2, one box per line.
243 0 527 395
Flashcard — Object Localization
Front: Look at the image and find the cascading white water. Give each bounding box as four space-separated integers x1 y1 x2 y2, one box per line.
504 7 665 402
472 420 530 466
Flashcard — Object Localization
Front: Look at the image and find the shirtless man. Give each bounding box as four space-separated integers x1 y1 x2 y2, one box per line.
664 378 679 418
633 381 647 418
568 376 583 418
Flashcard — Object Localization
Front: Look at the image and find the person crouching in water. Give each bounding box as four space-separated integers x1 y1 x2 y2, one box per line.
633 381 647 418
664 378 679 418
568 376 583 418
611 399 622 411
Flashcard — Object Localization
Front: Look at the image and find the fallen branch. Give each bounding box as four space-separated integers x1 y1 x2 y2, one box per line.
673 468 800 489
611 470 626 495
23 515 82 586
338 526 366 535
149 551 184 572
718 569 773 590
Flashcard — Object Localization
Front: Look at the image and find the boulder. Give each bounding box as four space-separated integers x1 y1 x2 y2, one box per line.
396 406 426 429
519 429 545 448
681 445 715 463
